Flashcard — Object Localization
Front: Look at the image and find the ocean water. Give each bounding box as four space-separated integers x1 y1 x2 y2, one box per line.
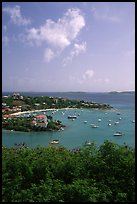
2 92 135 149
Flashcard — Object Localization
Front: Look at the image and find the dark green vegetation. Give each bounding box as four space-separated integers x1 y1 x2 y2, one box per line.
2 141 135 202
2 116 64 132
2 94 112 111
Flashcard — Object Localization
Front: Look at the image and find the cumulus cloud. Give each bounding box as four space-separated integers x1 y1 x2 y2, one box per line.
71 42 86 56
26 8 85 50
63 41 86 66
44 48 55 62
3 5 31 26
83 70 94 80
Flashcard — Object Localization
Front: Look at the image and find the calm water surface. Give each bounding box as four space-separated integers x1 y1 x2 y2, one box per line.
2 92 135 149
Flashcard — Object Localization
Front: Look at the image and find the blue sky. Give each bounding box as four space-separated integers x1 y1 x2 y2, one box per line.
2 2 135 92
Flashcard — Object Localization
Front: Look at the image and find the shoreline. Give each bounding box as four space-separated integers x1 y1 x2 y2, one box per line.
10 107 77 116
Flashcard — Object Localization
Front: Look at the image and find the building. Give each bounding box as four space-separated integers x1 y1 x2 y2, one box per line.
32 114 48 127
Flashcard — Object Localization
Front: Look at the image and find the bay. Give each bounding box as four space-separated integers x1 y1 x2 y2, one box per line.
2 92 135 149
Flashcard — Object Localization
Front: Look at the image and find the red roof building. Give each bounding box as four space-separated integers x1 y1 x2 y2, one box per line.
35 115 47 119
33 115 48 127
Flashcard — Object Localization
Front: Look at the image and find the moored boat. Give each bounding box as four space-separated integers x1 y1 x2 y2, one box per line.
50 139 59 144
113 132 124 136
84 141 93 146
68 115 77 119
91 125 99 128
114 121 119 124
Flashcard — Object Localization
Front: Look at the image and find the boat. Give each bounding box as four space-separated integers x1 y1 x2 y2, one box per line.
114 121 119 124
60 127 64 131
98 119 101 122
84 141 93 146
113 132 124 136
68 115 77 119
90 123 95 126
91 125 99 128
50 139 59 144
84 121 87 123
108 123 111 126
132 120 135 123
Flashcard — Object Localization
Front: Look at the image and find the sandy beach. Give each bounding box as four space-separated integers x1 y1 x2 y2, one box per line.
10 108 77 116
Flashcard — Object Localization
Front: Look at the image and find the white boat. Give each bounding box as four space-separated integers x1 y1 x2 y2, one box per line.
108 123 111 126
108 120 111 122
115 121 119 124
91 125 99 128
68 115 77 119
50 139 59 144
84 141 93 146
113 132 124 136
98 119 101 122
132 120 135 123
119 117 122 120
90 123 95 126
84 121 87 123
60 127 64 131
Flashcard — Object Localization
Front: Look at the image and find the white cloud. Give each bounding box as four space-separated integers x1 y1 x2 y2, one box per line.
2 36 9 45
26 8 85 50
44 48 55 62
71 42 86 57
91 6 121 22
3 5 31 26
83 70 94 80
63 41 86 66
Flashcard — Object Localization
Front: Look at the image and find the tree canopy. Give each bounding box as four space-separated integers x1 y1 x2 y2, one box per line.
2 140 135 202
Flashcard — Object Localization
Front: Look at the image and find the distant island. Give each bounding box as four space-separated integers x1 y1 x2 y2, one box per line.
2 93 112 132
108 91 135 94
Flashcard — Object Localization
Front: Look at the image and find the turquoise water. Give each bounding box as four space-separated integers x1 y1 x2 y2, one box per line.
2 92 135 149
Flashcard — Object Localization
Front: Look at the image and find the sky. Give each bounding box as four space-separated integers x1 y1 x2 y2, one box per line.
2 2 135 92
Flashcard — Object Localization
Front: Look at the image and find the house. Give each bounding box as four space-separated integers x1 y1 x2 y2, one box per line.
53 98 59 104
12 92 20 99
32 114 48 128
2 108 11 112
12 93 24 100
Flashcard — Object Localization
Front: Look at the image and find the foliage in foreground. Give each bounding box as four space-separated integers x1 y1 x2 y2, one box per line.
2 141 135 202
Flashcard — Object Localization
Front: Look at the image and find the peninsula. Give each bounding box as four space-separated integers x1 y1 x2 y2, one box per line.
2 93 112 132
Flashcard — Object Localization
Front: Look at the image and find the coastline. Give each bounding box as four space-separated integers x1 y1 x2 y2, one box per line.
10 107 77 116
